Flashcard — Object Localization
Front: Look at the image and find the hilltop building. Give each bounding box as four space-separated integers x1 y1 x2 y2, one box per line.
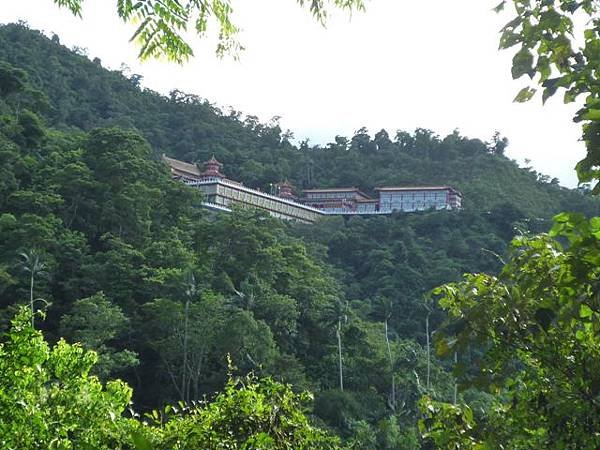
300 186 461 214
376 186 462 212
301 188 383 214
163 155 324 223
163 155 463 222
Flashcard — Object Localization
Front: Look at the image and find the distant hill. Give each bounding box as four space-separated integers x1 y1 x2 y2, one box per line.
1 22 598 219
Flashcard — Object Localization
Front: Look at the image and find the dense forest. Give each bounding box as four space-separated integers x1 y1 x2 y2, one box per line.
1 22 600 448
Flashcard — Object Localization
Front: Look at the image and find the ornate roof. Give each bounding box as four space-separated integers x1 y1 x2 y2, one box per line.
278 180 296 199
162 154 201 178
375 186 462 196
200 155 225 179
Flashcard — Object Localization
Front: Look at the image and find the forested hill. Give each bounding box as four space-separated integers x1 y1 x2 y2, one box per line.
3 21 600 448
1 22 598 217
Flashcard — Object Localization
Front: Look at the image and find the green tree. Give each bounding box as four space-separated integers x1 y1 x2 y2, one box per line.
59 291 139 379
145 369 341 449
323 299 348 391
0 307 343 449
421 213 600 448
0 307 134 449
142 293 225 402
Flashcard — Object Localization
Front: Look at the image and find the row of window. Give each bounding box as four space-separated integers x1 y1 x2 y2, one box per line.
216 185 320 221
305 192 358 200
382 193 447 200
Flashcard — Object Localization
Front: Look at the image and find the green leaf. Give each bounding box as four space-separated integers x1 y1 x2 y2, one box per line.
131 431 154 450
512 48 534 79
493 1 506 12
580 304 593 318
581 109 600 121
513 87 536 102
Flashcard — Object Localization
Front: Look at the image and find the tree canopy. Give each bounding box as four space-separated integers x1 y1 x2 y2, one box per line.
4 22 600 448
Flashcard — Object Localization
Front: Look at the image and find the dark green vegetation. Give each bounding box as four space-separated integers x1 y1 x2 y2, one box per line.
2 23 600 448
415 1 600 447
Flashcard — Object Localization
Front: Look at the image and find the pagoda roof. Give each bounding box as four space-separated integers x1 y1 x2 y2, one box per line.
204 155 223 166
162 154 201 178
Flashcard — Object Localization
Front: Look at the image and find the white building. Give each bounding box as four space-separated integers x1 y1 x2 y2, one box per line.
163 155 324 224
375 186 462 212
163 155 463 221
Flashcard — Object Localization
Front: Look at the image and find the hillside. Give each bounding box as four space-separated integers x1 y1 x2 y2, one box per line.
1 23 598 218
1 22 600 448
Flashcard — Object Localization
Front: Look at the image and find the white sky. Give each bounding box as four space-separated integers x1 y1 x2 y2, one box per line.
2 0 585 187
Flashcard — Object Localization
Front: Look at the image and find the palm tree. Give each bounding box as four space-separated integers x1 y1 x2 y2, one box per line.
324 299 348 391
19 250 47 327
182 270 198 402
372 296 396 410
423 299 432 391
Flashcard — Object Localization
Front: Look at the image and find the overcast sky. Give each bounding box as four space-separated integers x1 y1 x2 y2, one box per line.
2 0 585 187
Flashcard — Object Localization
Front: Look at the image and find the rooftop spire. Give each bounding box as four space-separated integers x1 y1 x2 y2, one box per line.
278 180 296 200
199 155 225 179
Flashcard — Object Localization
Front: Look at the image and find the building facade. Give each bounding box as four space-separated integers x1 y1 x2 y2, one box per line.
163 155 324 224
301 188 377 214
375 186 462 212
299 186 462 215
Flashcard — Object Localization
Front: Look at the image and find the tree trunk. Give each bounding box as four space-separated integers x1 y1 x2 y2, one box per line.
426 312 431 391
384 319 395 409
182 299 190 402
453 351 458 405
29 270 34 328
337 319 344 391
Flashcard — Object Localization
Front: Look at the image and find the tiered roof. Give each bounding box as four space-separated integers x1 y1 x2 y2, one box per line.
199 155 225 179
278 180 296 200
162 154 201 179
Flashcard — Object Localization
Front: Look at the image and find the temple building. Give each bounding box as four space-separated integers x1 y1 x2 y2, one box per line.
163 155 324 224
163 154 463 221
375 186 462 212
301 188 385 215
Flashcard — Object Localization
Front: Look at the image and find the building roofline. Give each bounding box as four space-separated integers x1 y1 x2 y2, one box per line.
303 187 361 193
375 186 461 194
303 187 372 199
162 154 201 177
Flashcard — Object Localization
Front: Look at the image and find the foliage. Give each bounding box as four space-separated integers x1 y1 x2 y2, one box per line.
0 307 134 449
51 0 365 62
499 0 600 191
143 370 341 449
423 213 600 448
60 291 139 379
4 25 600 447
0 307 341 449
